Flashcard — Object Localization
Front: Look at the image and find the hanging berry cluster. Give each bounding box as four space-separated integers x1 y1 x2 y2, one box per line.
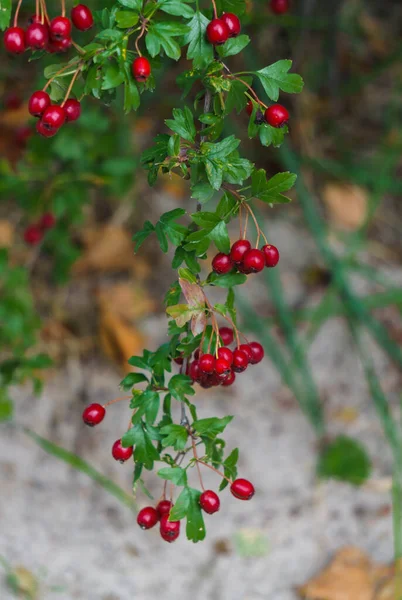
2 0 303 543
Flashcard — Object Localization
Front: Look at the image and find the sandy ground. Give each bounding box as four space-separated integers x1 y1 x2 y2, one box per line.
1 219 401 600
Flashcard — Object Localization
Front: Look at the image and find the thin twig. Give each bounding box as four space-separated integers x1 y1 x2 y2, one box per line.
103 395 131 408
197 460 231 483
61 67 82 106
192 438 205 491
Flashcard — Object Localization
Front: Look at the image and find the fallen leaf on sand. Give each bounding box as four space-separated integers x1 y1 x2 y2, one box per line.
323 183 367 231
0 219 14 247
298 546 393 600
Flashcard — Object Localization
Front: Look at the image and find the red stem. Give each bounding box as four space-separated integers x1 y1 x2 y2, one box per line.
13 0 24 27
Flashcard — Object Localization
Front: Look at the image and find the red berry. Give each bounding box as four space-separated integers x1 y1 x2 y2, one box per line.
239 344 253 362
156 500 173 519
199 353 216 374
265 104 289 128
248 341 264 364
132 56 151 82
219 327 234 346
4 27 26 54
232 348 249 373
26 23 49 49
47 36 72 52
212 252 233 275
71 4 94 31
137 506 159 530
242 248 265 273
221 13 241 37
237 262 252 274
262 244 280 268
36 120 57 138
24 225 43 246
50 16 72 40
15 126 33 148
173 355 184 365
160 514 180 543
189 360 202 382
230 239 251 264
230 478 255 500
82 403 105 426
63 98 81 122
4 93 22 110
221 370 235 386
270 0 290 14
112 439 133 463
200 490 220 514
28 90 50 117
42 105 65 130
246 99 253 116
217 346 233 365
39 213 56 230
206 18 229 45
215 357 231 376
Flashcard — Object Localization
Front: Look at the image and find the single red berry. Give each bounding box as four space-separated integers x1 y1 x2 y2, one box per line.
132 56 151 82
246 99 253 116
219 327 234 346
221 13 241 37
215 357 231 376
71 4 94 31
199 374 214 389
50 16 72 40
160 514 180 543
156 500 173 519
212 253 233 275
26 23 48 49
28 90 50 117
230 239 251 263
265 104 289 128
82 403 105 426
189 360 202 382
262 244 280 268
270 0 290 14
4 27 26 54
47 36 72 52
39 213 56 230
242 248 265 273
248 341 264 364
36 120 57 138
42 105 65 130
63 98 81 122
199 353 216 374
221 370 236 386
239 344 254 362
237 262 252 274
174 355 184 365
200 490 220 514
4 92 22 110
24 225 43 246
112 439 133 463
232 348 249 373
137 506 159 530
206 18 229 45
230 478 255 500
15 125 33 148
217 346 233 365
194 348 200 359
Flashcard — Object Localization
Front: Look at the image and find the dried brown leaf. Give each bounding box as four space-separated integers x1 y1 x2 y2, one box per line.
323 184 367 231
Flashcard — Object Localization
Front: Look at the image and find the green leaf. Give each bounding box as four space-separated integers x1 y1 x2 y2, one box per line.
0 0 11 30
208 272 246 287
191 182 215 204
317 435 371 486
201 135 240 159
0 388 12 421
146 22 184 61
102 62 125 90
118 0 142 9
256 60 304 102
190 211 231 253
251 169 296 204
123 66 140 112
219 448 239 491
259 123 287 148
225 78 250 114
165 107 196 142
133 220 155 251
122 422 159 470
160 423 189 450
185 11 214 69
168 374 195 401
217 34 250 58
119 372 148 391
158 467 188 486
116 10 139 28
159 0 194 18
169 486 206 543
216 0 246 15
192 415 233 438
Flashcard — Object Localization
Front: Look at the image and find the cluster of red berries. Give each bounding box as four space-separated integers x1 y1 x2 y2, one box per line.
23 212 56 245
270 0 290 15
29 90 81 138
136 478 254 543
247 100 289 128
212 239 279 276
3 4 93 55
206 12 241 46
185 326 264 389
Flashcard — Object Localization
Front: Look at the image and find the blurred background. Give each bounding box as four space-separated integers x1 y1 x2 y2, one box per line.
1 0 402 598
